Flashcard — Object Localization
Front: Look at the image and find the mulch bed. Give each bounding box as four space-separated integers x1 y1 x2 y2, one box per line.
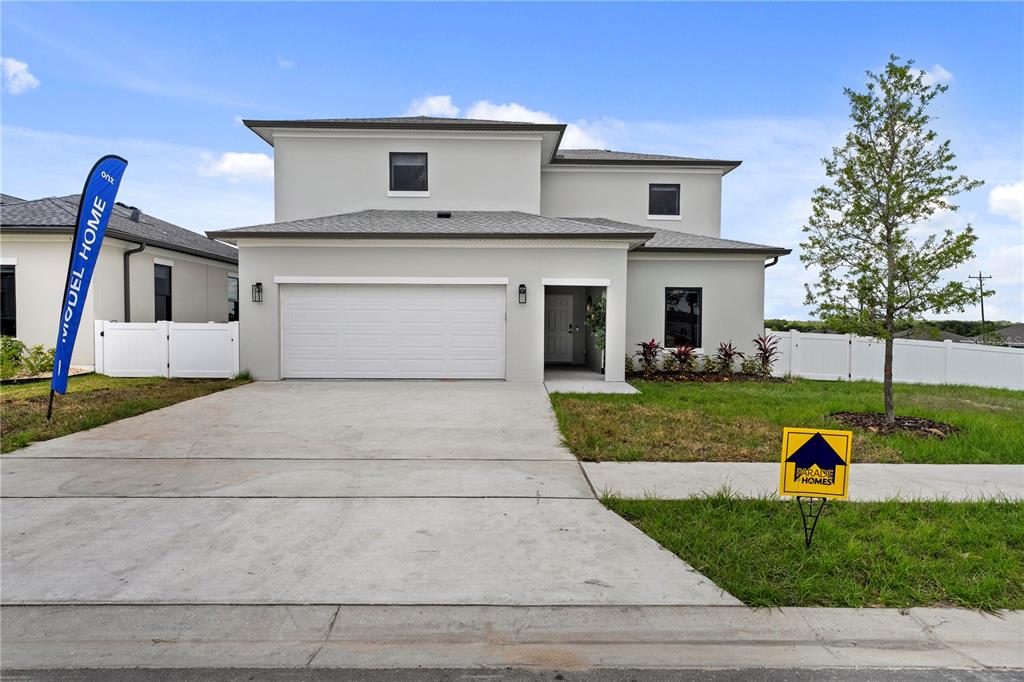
627 371 789 384
830 411 961 438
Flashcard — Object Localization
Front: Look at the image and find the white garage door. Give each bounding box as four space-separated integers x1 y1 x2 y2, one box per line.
281 284 506 379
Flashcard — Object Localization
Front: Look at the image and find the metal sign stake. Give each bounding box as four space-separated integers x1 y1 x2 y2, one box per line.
796 496 828 548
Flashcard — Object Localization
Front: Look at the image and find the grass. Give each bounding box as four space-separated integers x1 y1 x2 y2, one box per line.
1 373 251 453
550 378 1024 464
605 493 1024 609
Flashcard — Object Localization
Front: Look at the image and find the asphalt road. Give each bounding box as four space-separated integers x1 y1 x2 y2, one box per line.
3 668 1022 682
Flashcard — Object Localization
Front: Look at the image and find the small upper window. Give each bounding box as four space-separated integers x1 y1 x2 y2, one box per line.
1 264 15 337
154 264 172 322
649 183 680 216
390 152 428 192
227 275 239 322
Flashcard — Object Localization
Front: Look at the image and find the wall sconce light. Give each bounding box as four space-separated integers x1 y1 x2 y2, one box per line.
252 282 263 303
518 284 527 304
586 295 594 315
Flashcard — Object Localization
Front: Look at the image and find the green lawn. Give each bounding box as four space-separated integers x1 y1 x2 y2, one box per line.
550 379 1024 464
605 493 1024 609
1 373 251 453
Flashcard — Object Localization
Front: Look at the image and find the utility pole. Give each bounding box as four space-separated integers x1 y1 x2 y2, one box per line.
968 271 992 335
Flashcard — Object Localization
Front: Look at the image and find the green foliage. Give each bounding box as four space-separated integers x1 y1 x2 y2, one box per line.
233 369 254 381
584 295 607 351
752 333 781 377
633 338 662 375
1 336 28 380
714 341 744 373
739 356 760 376
22 345 55 375
624 354 635 375
766 318 1016 338
801 55 985 421
605 494 1024 609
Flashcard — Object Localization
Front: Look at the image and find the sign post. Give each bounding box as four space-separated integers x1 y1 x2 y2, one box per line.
778 427 853 547
47 155 128 420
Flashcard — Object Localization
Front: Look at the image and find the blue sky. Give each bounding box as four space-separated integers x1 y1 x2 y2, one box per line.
2 2 1022 321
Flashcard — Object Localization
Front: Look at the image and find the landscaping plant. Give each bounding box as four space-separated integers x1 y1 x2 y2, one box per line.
634 338 662 376
802 54 984 424
1 336 27 380
752 333 781 377
668 345 698 373
714 341 743 374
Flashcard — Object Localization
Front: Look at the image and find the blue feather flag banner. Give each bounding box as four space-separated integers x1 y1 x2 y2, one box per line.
50 155 128 395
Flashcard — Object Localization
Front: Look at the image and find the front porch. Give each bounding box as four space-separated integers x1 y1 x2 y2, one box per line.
543 366 637 394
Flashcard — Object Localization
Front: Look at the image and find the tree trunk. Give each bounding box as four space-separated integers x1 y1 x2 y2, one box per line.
883 336 895 424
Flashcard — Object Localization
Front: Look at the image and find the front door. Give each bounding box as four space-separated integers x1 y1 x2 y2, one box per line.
544 293 574 363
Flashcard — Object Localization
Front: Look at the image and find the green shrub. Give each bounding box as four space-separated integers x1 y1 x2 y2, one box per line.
1 336 27 380
22 345 55 375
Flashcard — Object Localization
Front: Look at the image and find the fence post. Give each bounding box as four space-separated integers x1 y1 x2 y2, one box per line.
160 321 171 378
846 334 854 381
229 321 240 376
93 320 106 375
790 329 800 378
944 339 953 385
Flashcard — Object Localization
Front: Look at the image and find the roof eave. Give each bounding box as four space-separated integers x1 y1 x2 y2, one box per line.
2 225 238 264
636 246 792 256
206 230 655 243
550 158 743 174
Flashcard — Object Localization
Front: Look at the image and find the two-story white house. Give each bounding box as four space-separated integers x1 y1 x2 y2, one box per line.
207 116 789 383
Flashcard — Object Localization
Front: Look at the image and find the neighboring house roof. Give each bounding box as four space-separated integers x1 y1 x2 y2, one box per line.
1 193 26 205
565 217 790 255
893 328 969 342
983 323 1024 346
552 149 742 173
1 195 238 264
207 210 655 242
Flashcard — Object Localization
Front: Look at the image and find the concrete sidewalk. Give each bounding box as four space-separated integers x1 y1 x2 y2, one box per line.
2 604 1021 671
583 462 1024 501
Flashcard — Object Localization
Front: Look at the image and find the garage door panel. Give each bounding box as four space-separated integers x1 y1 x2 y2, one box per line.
282 285 505 379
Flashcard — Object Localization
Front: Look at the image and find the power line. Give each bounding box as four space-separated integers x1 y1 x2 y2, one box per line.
968 271 992 334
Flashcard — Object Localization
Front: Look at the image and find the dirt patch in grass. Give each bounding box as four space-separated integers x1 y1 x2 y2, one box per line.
605 494 1024 609
831 411 961 439
1 375 251 453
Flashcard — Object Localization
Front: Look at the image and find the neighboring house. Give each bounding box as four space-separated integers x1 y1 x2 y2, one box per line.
893 328 970 343
978 323 1024 348
1 195 239 365
208 116 790 382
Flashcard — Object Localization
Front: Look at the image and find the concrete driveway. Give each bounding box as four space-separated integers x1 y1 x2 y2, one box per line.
1 381 737 606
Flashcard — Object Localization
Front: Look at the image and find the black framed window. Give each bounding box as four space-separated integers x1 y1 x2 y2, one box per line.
154 264 172 322
0 265 15 337
649 183 680 216
227 275 239 322
389 152 428 192
665 287 702 347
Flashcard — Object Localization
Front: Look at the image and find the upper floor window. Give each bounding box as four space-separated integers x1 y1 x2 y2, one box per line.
648 183 680 218
389 152 428 193
154 263 172 322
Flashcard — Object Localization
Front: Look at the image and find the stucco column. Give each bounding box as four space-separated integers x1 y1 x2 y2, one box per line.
604 268 628 382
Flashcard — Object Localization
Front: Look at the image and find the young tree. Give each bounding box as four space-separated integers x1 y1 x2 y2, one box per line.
802 55 985 424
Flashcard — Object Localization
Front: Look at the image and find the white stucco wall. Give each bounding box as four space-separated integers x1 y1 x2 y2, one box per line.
626 253 767 356
0 235 236 364
235 239 630 382
273 133 543 222
541 168 724 236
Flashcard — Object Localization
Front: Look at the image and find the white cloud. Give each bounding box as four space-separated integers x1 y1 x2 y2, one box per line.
464 100 607 149
919 64 954 86
198 151 274 182
988 181 1024 223
277 56 294 70
2 57 40 95
405 94 459 118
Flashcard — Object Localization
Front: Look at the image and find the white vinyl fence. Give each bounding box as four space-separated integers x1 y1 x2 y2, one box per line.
771 330 1024 391
94 321 239 378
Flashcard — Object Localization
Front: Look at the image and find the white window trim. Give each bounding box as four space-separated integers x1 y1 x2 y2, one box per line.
0 257 16 265
273 276 509 285
386 190 431 198
647 214 682 221
154 257 175 267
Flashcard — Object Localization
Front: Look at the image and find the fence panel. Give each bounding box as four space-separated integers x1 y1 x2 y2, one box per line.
770 329 1023 390
95 321 238 379
168 322 239 378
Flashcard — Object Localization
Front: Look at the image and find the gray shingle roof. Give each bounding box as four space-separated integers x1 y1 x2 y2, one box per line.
1 195 238 263
1 193 25 205
207 210 655 241
553 149 741 170
566 218 790 254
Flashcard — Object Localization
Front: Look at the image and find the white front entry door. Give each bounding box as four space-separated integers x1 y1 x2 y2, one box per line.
281 284 506 379
544 293 574 363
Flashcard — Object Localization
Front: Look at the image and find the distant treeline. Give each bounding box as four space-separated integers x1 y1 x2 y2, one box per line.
764 319 1015 337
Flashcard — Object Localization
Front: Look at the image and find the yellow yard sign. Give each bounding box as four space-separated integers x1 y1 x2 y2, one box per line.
778 427 853 499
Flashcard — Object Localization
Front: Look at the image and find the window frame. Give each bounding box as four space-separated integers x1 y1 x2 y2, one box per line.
227 274 239 322
0 264 16 337
664 286 702 350
388 152 429 196
154 263 173 322
648 183 681 220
